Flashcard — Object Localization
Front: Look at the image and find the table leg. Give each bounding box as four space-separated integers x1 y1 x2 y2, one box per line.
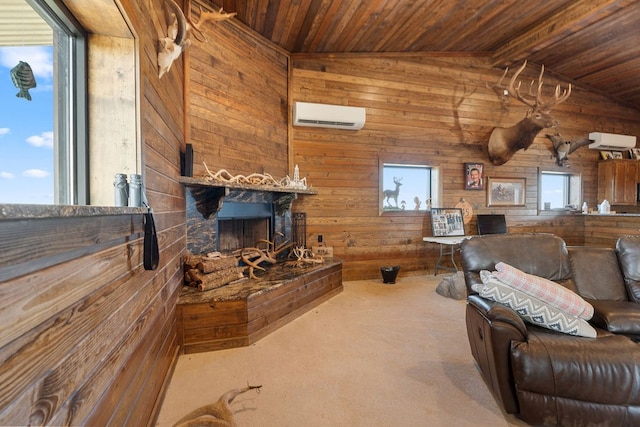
434 243 459 276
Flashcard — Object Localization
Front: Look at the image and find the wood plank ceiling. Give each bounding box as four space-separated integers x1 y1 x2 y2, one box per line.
211 0 640 111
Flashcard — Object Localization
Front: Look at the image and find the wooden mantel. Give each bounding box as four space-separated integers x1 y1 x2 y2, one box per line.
180 177 317 218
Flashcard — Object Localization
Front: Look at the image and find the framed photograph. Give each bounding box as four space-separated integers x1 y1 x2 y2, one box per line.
430 208 465 237
630 148 640 160
600 150 613 160
464 162 484 190
611 151 624 159
487 177 526 207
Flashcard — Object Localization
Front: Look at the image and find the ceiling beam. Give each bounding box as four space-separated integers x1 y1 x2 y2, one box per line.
492 0 626 68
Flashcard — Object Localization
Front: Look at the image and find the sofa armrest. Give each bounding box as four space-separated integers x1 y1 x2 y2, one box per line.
466 294 528 414
467 294 528 335
589 300 640 335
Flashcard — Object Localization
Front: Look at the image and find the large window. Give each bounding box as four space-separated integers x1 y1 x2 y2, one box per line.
0 0 139 208
540 171 582 210
0 0 87 205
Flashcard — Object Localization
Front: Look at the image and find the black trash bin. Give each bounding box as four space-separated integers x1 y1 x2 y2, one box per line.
380 266 400 284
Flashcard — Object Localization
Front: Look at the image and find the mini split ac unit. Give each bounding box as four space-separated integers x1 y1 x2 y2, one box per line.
588 132 636 150
293 102 366 130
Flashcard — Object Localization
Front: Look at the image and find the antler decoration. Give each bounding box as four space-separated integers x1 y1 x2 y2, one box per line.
158 1 236 78
187 4 237 42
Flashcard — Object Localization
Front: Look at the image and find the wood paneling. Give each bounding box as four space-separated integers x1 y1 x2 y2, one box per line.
188 0 290 180
0 0 185 425
177 261 343 353
289 54 640 280
217 0 640 110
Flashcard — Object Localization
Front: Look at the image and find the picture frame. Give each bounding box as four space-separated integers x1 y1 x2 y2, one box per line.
464 162 484 190
611 151 624 159
487 177 526 207
430 208 465 237
630 148 640 160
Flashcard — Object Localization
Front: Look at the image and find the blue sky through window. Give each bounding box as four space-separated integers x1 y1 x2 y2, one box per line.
0 45 53 204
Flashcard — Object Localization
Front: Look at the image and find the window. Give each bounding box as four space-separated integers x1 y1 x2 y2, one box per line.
0 0 140 208
0 0 87 205
540 171 581 210
380 162 441 214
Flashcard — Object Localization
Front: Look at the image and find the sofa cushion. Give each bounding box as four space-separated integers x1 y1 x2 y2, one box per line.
616 236 640 302
568 246 628 301
589 300 640 335
477 271 597 338
494 262 594 320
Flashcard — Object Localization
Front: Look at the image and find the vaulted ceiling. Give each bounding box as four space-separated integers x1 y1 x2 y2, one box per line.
212 0 640 111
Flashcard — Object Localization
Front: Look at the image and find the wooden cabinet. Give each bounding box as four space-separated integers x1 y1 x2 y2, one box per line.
597 160 639 205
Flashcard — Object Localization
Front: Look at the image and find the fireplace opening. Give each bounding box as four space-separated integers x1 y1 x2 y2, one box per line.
216 202 274 253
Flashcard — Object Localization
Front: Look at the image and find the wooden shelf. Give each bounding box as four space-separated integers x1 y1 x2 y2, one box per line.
179 176 317 195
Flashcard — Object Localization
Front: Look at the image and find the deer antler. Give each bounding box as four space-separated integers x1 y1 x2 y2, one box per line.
493 60 572 114
187 3 237 42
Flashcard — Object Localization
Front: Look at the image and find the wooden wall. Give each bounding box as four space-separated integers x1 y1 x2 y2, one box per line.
188 0 290 180
289 54 640 280
0 0 185 425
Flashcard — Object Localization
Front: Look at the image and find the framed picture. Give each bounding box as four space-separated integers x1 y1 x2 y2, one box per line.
430 208 465 237
630 148 640 160
464 162 484 190
611 151 624 159
487 177 526 207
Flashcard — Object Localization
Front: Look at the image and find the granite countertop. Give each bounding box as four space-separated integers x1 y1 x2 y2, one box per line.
0 204 146 220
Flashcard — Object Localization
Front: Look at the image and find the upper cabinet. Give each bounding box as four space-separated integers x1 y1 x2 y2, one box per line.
597 160 639 205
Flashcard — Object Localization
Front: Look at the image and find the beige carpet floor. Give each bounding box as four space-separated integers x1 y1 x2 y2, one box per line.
155 274 529 427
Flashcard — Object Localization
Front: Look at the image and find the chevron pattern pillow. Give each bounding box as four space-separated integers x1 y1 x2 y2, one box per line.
477 271 597 338
494 262 594 320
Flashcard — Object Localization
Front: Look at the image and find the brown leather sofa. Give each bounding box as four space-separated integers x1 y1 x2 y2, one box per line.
460 233 640 426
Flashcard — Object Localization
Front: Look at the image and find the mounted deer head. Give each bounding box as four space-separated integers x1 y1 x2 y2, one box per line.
158 0 190 79
157 1 236 78
487 61 571 165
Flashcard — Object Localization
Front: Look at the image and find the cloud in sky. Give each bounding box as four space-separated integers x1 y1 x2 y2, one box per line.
0 46 53 81
0 171 15 179
22 169 49 178
0 128 9 136
26 131 53 149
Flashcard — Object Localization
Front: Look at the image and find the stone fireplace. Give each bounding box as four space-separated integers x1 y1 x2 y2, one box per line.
178 178 343 353
185 188 290 255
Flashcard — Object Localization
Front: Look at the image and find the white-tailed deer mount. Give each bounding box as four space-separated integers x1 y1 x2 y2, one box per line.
158 1 236 78
546 133 592 167
488 61 572 166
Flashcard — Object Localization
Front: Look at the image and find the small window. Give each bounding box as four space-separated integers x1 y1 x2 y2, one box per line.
380 162 441 214
540 171 581 211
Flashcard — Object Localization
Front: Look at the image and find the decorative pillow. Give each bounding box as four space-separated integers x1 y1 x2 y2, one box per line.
478 271 597 338
494 262 594 320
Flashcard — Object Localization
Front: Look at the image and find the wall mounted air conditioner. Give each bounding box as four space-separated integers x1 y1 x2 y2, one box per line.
588 132 636 150
293 102 366 130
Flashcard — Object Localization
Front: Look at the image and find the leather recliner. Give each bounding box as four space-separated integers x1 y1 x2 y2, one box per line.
461 233 640 426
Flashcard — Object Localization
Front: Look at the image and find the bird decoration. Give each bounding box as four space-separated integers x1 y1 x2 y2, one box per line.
546 133 593 167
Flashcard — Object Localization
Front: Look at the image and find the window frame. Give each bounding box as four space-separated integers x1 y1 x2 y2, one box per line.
539 170 582 212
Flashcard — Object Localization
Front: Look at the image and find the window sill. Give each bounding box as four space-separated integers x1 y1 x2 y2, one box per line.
0 204 146 220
